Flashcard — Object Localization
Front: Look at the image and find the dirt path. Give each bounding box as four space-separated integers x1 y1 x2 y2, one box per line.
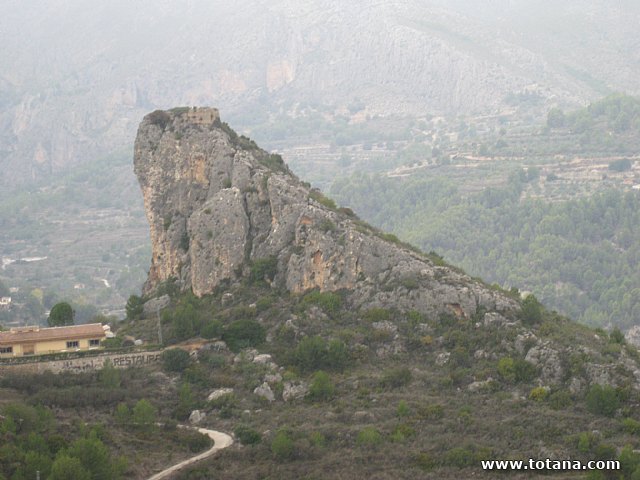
147 427 233 480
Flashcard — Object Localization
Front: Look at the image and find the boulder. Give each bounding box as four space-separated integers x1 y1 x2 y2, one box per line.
253 382 275 402
435 352 450 366
264 373 283 384
189 410 206 425
467 378 494 392
253 354 273 365
207 388 234 402
525 344 563 384
283 381 309 402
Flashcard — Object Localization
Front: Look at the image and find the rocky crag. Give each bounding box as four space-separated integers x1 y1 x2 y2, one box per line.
134 107 517 321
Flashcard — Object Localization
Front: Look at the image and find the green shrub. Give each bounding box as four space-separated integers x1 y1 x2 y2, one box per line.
309 431 326 448
318 219 336 233
250 257 278 284
379 232 401 244
577 431 598 453
292 336 349 372
308 371 335 401
223 319 265 352
180 430 213 453
497 357 537 383
380 367 412 389
417 403 444 420
255 296 274 312
237 135 259 151
132 399 157 429
293 336 326 372
208 393 237 419
260 153 288 173
114 403 130 426
520 294 542 324
623 418 640 435
548 390 573 410
199 351 226 368
310 190 337 210
162 348 191 372
101 337 123 349
362 308 392 322
356 427 382 447
610 327 626 345
415 452 436 471
147 110 171 129
49 455 91 480
234 425 262 445
396 400 411 418
586 384 620 417
201 320 223 339
301 290 343 317
594 443 616 461
125 295 144 320
619 446 640 477
529 387 549 402
271 430 295 461
444 447 475 468
174 383 196 421
390 423 416 442
98 359 121 388
326 339 349 371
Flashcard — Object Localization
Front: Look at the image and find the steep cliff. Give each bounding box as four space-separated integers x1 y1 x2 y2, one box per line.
134 107 517 320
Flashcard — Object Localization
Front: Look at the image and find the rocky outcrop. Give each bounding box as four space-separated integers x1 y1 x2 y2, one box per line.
134 108 519 320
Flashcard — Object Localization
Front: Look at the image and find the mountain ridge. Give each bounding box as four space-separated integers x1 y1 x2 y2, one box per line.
4 0 640 186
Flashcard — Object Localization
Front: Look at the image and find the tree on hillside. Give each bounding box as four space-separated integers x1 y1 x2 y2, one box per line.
48 302 75 327
125 294 144 320
49 455 91 480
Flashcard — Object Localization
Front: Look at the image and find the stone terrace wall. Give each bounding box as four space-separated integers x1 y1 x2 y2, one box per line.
0 350 165 375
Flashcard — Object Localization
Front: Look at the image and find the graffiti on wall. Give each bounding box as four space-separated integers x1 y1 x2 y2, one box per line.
0 350 165 375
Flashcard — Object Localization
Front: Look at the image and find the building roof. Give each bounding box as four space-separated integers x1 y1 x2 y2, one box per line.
0 323 106 345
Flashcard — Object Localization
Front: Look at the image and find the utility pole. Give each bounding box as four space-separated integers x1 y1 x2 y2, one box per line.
157 305 163 345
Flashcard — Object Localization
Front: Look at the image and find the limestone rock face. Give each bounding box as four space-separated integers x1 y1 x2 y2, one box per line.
134 108 520 319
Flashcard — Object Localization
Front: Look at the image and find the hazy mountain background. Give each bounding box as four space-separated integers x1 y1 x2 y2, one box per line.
2 0 639 184
1 0 639 325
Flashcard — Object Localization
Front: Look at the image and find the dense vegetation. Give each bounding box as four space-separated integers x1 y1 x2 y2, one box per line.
0 364 213 479
331 173 640 329
548 94 640 137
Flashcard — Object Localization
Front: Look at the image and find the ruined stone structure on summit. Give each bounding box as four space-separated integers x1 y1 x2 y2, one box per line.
185 107 219 126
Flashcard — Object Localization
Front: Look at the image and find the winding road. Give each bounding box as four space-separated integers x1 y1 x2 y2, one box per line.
147 427 233 480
